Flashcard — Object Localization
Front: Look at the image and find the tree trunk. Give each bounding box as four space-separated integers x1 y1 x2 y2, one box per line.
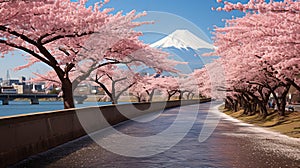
275 85 290 117
111 90 118 104
242 94 252 115
168 94 172 101
225 99 230 109
178 90 182 100
225 97 234 110
95 80 114 105
286 78 300 92
190 93 195 99
137 96 142 102
278 98 286 116
61 79 75 109
111 99 117 104
252 102 257 115
233 100 238 112
259 102 268 118
187 92 194 100
147 90 155 102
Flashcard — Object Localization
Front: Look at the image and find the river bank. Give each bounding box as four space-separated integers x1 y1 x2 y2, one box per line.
11 102 300 168
219 105 300 138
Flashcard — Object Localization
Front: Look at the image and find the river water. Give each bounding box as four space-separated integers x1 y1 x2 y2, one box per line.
0 101 111 117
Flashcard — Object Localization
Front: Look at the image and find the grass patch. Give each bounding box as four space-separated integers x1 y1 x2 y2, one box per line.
219 105 300 138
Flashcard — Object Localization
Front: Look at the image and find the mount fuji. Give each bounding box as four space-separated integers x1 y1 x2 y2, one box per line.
150 29 217 74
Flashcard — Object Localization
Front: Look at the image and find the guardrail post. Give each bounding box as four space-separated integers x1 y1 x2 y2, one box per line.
2 99 9 105
30 98 39 105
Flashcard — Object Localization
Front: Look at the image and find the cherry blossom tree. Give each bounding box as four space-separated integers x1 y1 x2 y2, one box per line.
130 75 182 101
1 0 180 108
172 76 198 100
93 65 140 104
214 0 300 91
1 0 116 108
158 76 180 101
0 0 130 108
211 0 300 116
31 35 180 104
129 75 162 102
129 81 149 102
191 68 211 98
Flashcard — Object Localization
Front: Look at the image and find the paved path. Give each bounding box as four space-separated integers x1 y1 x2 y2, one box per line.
12 102 300 168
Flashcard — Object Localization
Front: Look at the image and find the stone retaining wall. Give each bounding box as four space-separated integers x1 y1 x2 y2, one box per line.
0 99 210 167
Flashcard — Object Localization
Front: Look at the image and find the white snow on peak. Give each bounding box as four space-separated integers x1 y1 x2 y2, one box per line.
150 29 214 50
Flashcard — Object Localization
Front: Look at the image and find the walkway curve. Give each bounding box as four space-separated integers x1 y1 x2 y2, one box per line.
12 102 300 168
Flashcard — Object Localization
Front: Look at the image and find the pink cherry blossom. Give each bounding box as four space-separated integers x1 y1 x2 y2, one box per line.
209 0 300 116
0 0 180 108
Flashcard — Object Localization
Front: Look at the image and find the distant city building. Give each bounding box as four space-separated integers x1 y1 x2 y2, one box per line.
19 76 26 85
31 83 45 93
0 86 17 94
13 84 32 94
0 74 48 94
2 79 20 86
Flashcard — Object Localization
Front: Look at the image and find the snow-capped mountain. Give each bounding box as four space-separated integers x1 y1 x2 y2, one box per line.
151 29 215 50
150 29 217 74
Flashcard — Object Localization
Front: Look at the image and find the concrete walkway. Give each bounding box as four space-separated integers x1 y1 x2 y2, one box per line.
12 102 300 168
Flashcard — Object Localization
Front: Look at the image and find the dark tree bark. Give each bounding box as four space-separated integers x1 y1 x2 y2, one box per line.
61 78 75 109
95 75 135 104
271 84 290 116
286 78 300 92
146 89 155 102
167 90 178 101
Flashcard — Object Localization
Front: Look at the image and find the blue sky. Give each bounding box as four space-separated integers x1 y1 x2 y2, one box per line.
98 0 247 37
1 0 247 79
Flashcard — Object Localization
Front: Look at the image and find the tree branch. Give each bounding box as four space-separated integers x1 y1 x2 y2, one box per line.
0 39 51 65
41 31 94 45
0 25 37 46
116 82 136 100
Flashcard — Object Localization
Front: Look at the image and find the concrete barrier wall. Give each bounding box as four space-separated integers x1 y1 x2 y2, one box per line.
0 99 210 167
